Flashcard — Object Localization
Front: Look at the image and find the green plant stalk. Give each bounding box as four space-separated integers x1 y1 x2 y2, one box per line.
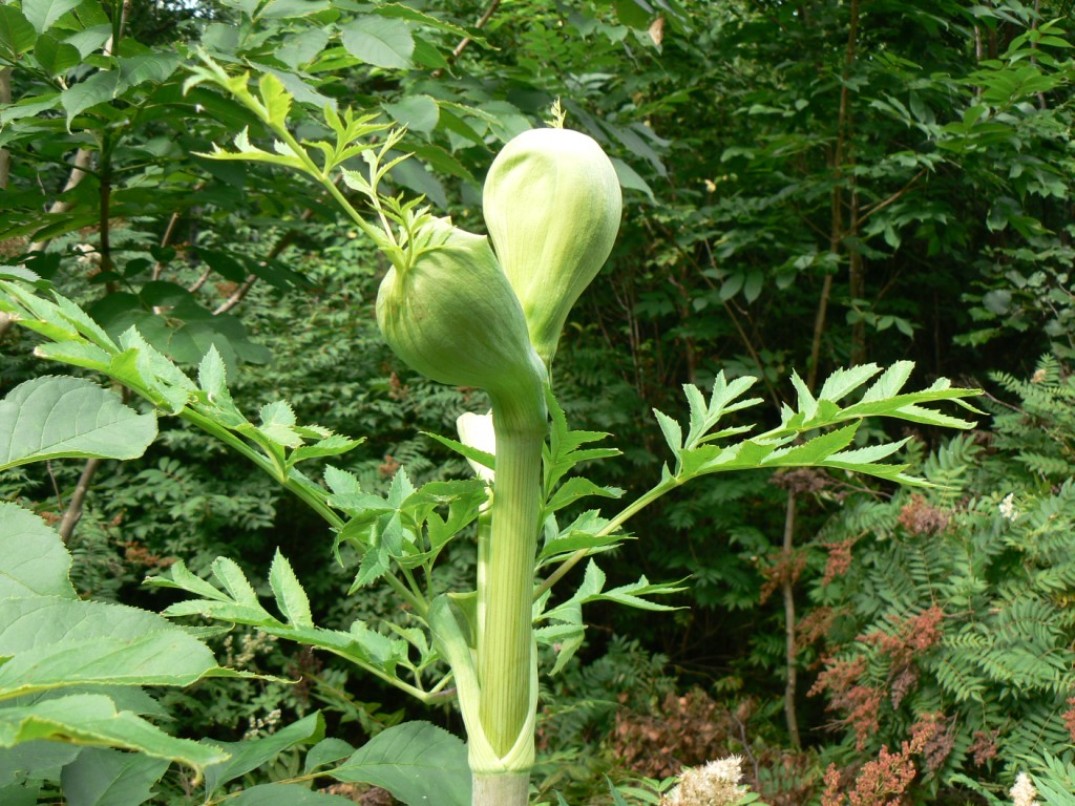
470 386 546 805
476 507 492 651
472 772 530 805
478 416 544 757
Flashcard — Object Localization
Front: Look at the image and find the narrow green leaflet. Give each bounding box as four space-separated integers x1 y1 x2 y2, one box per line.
150 559 415 692
0 694 227 771
0 503 74 598
652 364 979 485
329 721 470 806
424 430 495 474
268 550 313 628
0 376 157 472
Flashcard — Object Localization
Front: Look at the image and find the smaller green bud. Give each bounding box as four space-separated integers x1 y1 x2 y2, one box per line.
375 218 546 406
483 127 622 367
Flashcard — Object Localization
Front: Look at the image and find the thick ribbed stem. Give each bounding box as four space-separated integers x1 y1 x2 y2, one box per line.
478 412 544 759
472 771 529 805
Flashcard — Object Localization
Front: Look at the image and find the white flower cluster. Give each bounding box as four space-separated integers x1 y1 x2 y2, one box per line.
999 492 1018 521
660 756 746 806
243 707 282 740
1009 772 1038 806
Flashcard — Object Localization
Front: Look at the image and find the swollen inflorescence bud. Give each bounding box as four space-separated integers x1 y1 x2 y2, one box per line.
375 217 547 410
483 127 622 367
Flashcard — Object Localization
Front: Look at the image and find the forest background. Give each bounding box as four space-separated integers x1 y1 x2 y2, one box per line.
1 0 1075 803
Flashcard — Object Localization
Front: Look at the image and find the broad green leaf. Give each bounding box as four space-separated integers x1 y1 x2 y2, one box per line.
203 713 324 794
228 784 355 805
268 550 313 628
63 23 110 58
276 28 330 69
303 738 355 774
32 33 79 76
383 95 439 133
60 747 168 806
340 17 414 69
257 0 330 18
538 531 624 564
21 0 81 33
264 66 336 111
117 53 181 88
61 70 121 127
0 740 81 787
0 376 157 472
329 721 470 806
0 598 218 697
610 157 655 202
0 6 36 59
0 695 226 771
0 503 74 599
373 3 474 40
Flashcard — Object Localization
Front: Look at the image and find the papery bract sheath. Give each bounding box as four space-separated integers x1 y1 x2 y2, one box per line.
375 217 546 406
483 127 622 367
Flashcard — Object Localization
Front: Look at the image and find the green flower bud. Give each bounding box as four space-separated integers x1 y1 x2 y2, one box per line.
483 127 622 367
375 218 546 406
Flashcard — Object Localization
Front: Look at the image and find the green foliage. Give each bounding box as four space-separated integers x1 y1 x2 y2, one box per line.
3 0 1072 801
807 355 1075 800
0 502 229 797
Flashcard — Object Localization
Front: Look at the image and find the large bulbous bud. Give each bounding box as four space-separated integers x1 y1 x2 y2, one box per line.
483 127 622 367
375 218 546 414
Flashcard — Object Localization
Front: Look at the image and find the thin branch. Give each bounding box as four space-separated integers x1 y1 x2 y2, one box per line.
432 0 502 77
58 458 102 543
26 149 96 254
858 168 927 225
187 265 212 293
212 273 259 315
781 490 801 748
0 67 10 191
25 0 128 255
808 0 860 390
211 224 303 316
151 211 182 280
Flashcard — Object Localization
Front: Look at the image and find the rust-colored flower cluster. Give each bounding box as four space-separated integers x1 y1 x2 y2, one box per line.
820 715 943 806
809 656 882 750
896 494 951 536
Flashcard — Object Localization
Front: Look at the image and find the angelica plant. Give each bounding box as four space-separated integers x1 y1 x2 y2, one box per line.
0 57 982 806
